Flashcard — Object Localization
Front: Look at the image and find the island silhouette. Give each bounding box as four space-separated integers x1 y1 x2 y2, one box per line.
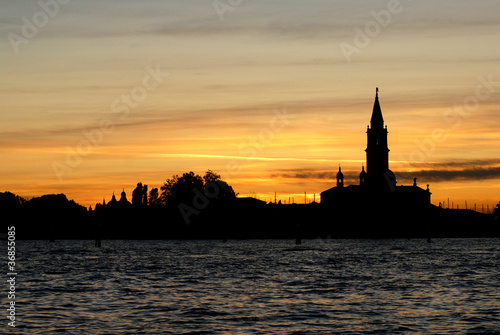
2 90 499 240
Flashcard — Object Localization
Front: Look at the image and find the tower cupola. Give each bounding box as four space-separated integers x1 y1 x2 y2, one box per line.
336 166 344 188
359 165 367 185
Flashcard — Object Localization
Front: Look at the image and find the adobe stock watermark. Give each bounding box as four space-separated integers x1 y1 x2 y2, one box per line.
52 65 169 181
178 181 231 224
213 0 243 21
227 106 294 176
339 0 405 63
7 0 71 54
388 74 500 190
178 106 294 224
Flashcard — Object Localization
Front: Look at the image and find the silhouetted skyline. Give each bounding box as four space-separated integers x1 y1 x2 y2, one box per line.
2 0 500 208
1 93 498 240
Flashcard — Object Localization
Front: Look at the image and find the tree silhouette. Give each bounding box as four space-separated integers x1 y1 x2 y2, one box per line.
159 170 236 208
132 183 148 207
203 169 236 201
160 172 204 206
0 192 26 212
0 192 26 229
203 169 222 184
149 188 159 207
143 184 148 206
132 182 144 207
27 194 85 212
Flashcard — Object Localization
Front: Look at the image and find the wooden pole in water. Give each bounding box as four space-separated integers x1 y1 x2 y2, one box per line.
95 222 102 247
296 224 302 245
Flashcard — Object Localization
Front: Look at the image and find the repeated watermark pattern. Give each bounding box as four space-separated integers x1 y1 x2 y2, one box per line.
178 180 232 224
213 0 244 21
226 107 294 178
52 65 169 181
339 0 407 63
393 74 500 186
7 0 71 54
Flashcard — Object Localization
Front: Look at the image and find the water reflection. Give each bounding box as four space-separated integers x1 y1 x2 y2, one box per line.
4 239 500 334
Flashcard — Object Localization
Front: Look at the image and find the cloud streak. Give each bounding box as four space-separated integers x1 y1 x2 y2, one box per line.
270 166 363 183
272 158 500 184
403 166 500 183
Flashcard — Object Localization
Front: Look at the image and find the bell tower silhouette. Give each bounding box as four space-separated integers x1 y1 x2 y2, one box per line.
336 166 344 188
365 88 390 188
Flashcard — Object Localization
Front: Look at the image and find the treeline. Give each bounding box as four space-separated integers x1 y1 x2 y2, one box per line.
0 170 242 239
0 192 87 239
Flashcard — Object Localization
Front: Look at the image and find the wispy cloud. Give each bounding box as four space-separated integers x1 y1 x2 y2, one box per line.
272 158 500 184
404 159 500 169
270 166 363 182
410 167 500 182
397 158 500 184
158 153 335 163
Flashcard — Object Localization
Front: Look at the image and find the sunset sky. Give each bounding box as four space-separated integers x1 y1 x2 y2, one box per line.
1 0 499 210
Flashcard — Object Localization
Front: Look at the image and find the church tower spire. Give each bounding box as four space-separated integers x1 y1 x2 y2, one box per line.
365 87 390 190
370 87 384 129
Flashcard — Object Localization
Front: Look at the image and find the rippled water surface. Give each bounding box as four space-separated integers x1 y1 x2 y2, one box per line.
3 238 500 334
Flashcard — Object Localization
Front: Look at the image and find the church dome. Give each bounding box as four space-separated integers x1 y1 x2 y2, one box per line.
119 188 129 204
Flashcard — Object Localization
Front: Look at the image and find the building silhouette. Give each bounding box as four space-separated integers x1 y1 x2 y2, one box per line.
98 189 132 210
321 88 431 210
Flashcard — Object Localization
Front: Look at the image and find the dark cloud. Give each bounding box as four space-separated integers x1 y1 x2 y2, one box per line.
273 160 500 184
397 166 500 183
400 159 500 170
271 167 362 184
425 159 500 168
272 171 336 180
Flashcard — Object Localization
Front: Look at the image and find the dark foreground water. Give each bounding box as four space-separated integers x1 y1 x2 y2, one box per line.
2 238 500 334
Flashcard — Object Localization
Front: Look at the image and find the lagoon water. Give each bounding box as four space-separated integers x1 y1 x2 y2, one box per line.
3 238 500 334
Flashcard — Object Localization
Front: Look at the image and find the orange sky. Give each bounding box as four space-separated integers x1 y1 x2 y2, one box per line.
1 0 499 211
